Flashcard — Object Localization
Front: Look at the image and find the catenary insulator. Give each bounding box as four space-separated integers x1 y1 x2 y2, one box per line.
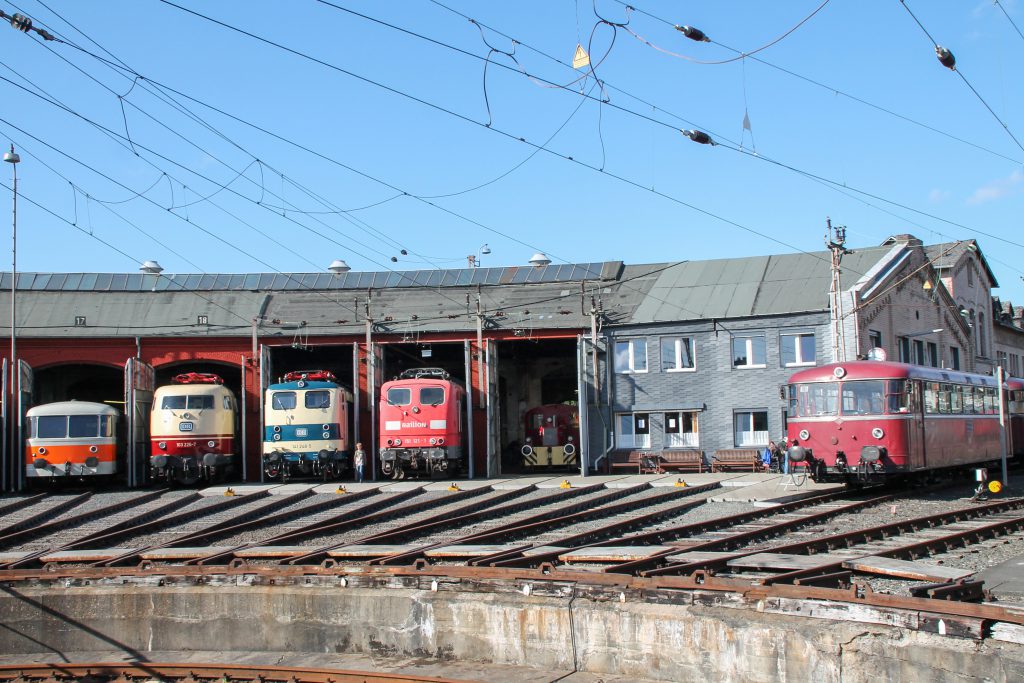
10 13 32 32
682 129 714 145
935 46 956 70
675 25 710 42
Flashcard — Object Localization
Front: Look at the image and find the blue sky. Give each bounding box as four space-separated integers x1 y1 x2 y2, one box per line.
2 1 1023 303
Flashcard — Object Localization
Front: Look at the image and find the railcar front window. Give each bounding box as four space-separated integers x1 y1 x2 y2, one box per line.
841 380 887 415
420 387 445 406
101 416 114 437
271 392 297 410
69 415 100 438
305 391 331 409
788 383 838 417
161 395 186 410
36 416 67 439
387 388 411 406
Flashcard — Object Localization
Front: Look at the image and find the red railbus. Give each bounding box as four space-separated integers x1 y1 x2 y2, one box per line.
1008 377 1024 458
521 404 580 469
786 360 1011 482
378 368 466 479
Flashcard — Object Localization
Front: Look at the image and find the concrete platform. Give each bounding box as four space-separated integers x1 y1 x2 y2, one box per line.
423 479 503 491
266 483 318 495
708 474 844 503
199 484 279 497
311 482 382 494
536 475 629 489
977 552 1024 600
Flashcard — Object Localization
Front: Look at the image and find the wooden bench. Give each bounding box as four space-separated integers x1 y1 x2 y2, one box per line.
659 450 704 473
711 448 762 472
609 450 704 474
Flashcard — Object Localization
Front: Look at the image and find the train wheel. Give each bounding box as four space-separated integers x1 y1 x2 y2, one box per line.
390 466 405 480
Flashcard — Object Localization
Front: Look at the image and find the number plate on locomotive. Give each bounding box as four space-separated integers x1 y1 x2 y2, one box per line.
179 422 194 431
296 428 308 437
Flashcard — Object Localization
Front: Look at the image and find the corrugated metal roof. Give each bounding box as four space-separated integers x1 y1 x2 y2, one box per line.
630 246 896 322
0 262 616 292
0 245 913 338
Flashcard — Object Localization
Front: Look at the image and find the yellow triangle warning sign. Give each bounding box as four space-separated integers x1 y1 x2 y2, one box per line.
573 44 590 69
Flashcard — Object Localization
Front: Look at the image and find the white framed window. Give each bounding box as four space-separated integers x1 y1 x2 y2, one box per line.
616 412 651 449
614 339 648 373
780 332 815 367
663 411 699 448
734 410 769 447
661 337 695 372
732 335 766 369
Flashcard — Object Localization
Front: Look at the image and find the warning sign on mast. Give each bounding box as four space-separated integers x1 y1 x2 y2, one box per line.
572 44 590 69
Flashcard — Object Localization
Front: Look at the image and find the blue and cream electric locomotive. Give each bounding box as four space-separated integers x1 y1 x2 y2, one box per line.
262 370 353 481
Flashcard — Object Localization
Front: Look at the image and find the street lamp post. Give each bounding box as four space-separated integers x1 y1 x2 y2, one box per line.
4 145 19 492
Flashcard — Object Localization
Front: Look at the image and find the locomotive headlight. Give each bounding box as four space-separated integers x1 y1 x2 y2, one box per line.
437 437 445 445
386 439 394 446
322 432 330 439
273 433 281 441
207 440 216 448
158 442 167 450
430 438 437 445
37 447 47 455
394 438 402 446
89 446 98 453
871 427 885 439
273 425 282 433
412 406 420 413
567 436 574 442
798 429 810 441
322 424 330 431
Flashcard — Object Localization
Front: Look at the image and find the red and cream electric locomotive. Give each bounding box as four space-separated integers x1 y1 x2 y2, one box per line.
521 403 580 469
785 360 1007 482
379 368 465 479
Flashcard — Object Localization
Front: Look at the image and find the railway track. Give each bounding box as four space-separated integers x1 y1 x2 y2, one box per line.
0 663 461 683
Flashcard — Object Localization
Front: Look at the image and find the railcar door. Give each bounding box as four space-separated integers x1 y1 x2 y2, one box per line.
906 379 927 471
124 358 155 487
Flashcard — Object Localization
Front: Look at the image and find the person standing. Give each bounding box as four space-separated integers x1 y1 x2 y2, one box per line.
353 442 366 483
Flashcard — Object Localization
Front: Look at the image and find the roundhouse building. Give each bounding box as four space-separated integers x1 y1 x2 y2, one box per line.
0 234 1009 489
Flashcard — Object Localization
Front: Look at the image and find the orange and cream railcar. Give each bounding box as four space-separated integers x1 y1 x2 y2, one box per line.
25 401 119 480
150 373 237 485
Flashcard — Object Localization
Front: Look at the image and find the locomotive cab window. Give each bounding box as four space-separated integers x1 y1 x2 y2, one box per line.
386 387 411 406
420 387 445 406
161 395 187 410
187 395 214 410
305 390 331 409
271 391 297 410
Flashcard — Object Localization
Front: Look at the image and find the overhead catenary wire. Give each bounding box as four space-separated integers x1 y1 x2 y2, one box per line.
161 0 1023 282
898 0 1024 155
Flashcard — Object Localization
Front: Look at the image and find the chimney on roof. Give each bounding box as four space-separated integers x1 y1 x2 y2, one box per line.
888 234 922 246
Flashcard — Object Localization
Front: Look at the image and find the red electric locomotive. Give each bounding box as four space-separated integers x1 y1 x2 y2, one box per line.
521 403 580 469
785 360 1009 482
379 368 466 479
